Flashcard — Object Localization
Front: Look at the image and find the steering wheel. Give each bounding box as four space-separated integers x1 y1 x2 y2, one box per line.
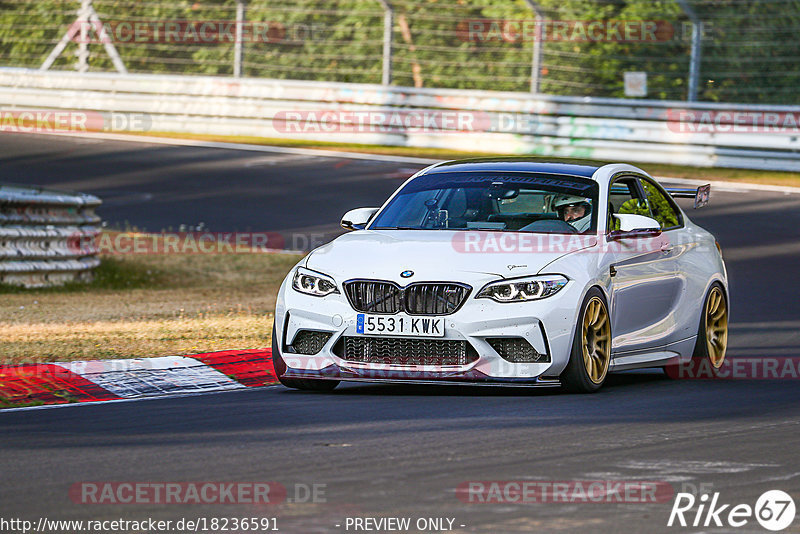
519 219 578 234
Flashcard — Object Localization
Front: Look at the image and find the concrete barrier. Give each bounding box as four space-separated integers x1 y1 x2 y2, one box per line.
1 68 799 171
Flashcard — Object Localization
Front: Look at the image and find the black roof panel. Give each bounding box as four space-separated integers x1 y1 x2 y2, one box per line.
424 158 600 178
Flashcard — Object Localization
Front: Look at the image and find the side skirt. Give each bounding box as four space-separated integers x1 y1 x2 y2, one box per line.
610 336 697 371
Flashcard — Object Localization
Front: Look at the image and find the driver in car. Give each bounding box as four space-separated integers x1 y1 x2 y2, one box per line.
553 194 592 233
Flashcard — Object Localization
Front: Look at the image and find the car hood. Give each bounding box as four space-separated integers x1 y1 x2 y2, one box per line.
305 230 597 284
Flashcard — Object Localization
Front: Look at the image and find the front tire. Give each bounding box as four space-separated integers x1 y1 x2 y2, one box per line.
561 288 611 393
272 325 339 392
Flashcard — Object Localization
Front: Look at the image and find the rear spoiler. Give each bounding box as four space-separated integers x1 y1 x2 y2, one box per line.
665 184 710 209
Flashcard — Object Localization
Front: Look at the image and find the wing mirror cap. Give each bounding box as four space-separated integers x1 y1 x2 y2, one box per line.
341 207 379 231
608 214 662 240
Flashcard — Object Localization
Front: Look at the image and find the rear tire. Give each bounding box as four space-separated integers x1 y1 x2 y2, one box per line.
272 325 339 392
663 282 728 379
561 287 611 393
693 283 728 367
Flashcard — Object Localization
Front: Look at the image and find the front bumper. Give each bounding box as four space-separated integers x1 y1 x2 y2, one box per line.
275 278 582 385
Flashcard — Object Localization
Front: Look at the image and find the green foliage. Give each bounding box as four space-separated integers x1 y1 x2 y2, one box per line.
0 0 797 103
642 180 678 228
691 0 800 103
0 257 172 294
611 197 649 230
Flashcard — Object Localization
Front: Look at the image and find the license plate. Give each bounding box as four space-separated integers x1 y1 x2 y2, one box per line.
356 314 445 338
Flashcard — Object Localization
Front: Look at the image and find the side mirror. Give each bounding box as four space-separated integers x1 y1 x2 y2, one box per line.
341 207 379 231
608 214 662 240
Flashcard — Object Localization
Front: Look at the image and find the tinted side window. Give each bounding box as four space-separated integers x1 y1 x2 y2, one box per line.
641 180 681 229
608 178 648 231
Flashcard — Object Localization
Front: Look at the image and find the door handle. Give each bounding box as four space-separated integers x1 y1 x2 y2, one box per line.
610 265 617 277
661 246 674 254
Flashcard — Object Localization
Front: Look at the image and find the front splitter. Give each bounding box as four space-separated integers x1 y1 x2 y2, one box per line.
282 364 561 387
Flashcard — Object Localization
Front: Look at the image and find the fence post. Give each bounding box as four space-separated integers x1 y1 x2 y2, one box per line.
234 0 246 77
376 0 393 85
41 0 127 74
522 0 544 94
676 0 702 102
76 0 90 72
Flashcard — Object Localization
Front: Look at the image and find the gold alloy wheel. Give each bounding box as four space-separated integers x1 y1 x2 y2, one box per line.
582 297 611 384
705 287 728 368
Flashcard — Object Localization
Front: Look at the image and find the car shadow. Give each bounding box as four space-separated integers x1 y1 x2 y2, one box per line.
324 369 668 397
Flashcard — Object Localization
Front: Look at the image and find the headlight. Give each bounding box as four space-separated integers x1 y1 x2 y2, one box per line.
477 275 568 302
292 267 340 297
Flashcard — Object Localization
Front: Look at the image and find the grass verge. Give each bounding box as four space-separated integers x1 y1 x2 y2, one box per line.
135 131 800 187
0 252 299 364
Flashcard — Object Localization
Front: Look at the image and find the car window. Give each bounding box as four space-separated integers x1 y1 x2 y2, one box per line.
369 172 599 234
496 189 549 214
385 189 440 227
608 178 648 231
641 179 681 229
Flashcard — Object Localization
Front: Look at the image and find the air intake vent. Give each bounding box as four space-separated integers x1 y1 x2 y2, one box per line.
336 336 478 367
287 330 333 355
404 283 470 315
343 280 471 316
344 280 403 313
487 338 549 363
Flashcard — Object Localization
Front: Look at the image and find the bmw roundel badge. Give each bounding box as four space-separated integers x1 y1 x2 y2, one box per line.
400 270 414 278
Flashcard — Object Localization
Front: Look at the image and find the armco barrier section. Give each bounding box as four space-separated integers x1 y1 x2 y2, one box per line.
1 68 799 171
0 184 101 287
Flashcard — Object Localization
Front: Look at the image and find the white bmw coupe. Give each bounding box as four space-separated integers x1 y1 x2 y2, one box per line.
273 159 728 393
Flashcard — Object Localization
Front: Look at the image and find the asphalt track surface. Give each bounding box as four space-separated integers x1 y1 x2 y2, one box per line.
1 133 800 533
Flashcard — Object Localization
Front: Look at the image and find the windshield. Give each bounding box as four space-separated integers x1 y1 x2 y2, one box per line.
370 172 599 234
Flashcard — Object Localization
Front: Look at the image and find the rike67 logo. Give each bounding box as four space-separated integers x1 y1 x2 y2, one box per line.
668 490 796 531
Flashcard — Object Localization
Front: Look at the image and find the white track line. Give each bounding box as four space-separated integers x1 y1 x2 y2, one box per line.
24 132 800 194
32 131 440 165
655 176 800 195
0 385 278 414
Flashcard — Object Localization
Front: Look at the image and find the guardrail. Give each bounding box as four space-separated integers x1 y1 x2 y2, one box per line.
0 183 102 288
1 68 799 171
